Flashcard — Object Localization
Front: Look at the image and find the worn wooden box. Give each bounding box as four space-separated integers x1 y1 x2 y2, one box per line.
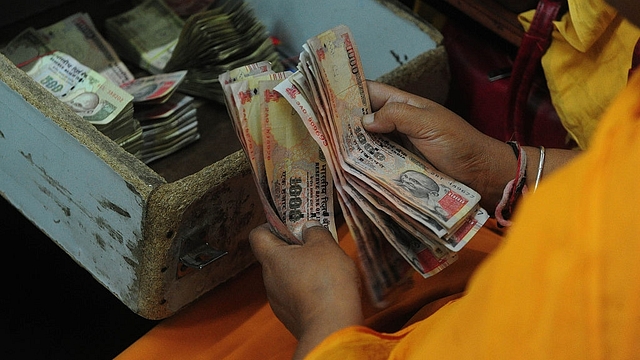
0 0 449 320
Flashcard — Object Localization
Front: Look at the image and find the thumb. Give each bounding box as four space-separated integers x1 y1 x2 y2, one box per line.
363 102 434 139
301 220 335 246
249 223 292 265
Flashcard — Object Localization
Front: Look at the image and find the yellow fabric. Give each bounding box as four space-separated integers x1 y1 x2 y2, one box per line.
305 72 640 359
518 0 640 149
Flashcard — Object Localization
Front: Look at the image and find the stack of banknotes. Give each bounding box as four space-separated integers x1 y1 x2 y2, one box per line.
120 70 200 163
1 17 143 155
105 0 184 75
1 11 200 161
105 0 281 104
20 50 142 155
164 0 283 102
135 94 200 164
220 25 489 304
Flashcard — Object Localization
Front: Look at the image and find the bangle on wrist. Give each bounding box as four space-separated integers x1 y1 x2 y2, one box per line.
534 146 545 191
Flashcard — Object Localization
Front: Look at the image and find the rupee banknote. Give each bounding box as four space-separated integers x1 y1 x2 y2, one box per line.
220 64 300 244
38 12 134 86
221 67 337 242
1 28 52 72
25 51 133 126
259 78 336 239
120 70 188 103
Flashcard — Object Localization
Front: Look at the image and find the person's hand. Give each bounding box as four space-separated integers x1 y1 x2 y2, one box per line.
249 222 363 359
364 81 517 210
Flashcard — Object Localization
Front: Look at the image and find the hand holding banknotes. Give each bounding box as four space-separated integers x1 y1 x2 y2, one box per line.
249 80 584 360
249 221 363 360
363 81 579 213
363 81 517 212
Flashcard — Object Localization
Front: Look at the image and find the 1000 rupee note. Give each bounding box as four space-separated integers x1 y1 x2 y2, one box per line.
26 51 133 125
220 66 299 244
38 12 134 86
229 72 290 179
305 25 481 230
219 61 273 143
260 79 336 240
275 74 410 304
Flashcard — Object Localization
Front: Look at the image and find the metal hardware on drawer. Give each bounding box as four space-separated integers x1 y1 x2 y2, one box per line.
180 243 228 270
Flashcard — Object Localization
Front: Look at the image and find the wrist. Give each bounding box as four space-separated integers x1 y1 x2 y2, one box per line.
475 140 518 212
294 303 363 360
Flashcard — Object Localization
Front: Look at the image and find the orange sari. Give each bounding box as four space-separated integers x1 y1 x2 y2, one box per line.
117 196 503 359
306 71 640 359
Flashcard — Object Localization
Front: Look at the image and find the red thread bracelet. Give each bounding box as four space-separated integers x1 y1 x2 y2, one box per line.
495 141 528 227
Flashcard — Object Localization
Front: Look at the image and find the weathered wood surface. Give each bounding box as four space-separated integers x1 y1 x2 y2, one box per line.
0 53 164 313
0 53 263 319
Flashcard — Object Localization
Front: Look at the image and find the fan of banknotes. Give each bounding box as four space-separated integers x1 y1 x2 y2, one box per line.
219 25 489 304
163 0 283 102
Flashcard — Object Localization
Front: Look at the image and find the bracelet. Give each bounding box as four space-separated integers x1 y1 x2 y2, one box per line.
533 146 545 191
495 141 528 227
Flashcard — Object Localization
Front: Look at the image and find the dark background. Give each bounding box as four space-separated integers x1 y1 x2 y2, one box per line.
3 194 159 359
0 0 134 39
2 1 165 358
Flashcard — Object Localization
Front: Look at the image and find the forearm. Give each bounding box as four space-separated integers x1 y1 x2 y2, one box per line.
522 146 580 191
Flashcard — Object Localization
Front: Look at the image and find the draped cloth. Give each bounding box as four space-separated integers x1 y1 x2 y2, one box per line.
519 0 640 149
305 71 640 359
116 200 505 359
117 220 503 359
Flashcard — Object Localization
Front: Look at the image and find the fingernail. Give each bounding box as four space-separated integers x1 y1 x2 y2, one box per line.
303 220 323 230
362 113 374 126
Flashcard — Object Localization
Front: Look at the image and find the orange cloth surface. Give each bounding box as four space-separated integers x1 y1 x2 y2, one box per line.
306 72 640 359
117 219 503 359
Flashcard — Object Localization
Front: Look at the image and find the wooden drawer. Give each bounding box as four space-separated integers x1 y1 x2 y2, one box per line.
0 0 449 320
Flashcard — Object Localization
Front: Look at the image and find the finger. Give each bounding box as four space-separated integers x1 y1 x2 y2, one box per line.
363 102 439 139
301 221 335 246
249 223 291 264
367 80 428 110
